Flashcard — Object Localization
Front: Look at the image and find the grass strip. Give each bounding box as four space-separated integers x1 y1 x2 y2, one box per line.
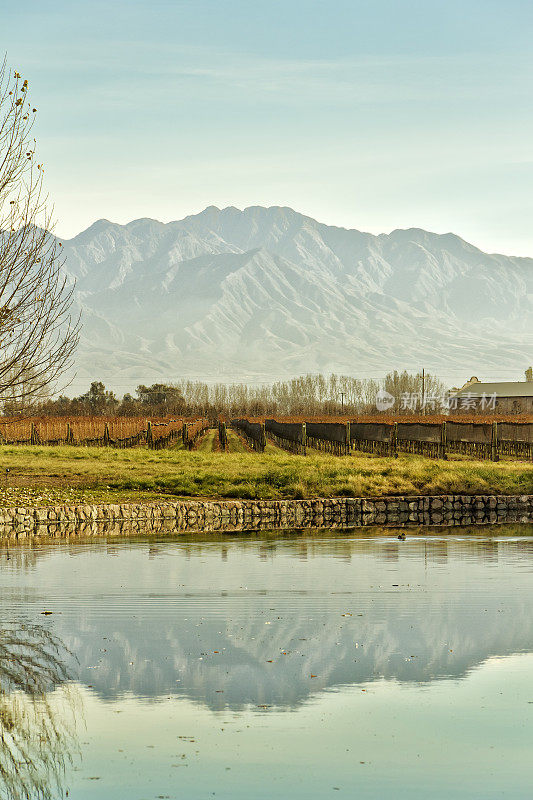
0 444 529 506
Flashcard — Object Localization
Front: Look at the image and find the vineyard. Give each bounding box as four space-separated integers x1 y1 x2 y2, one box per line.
0 415 530 503
231 416 533 461
0 416 209 449
0 413 531 462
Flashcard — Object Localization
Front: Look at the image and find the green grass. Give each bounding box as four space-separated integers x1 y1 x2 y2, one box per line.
195 429 217 452
0 443 530 506
226 430 252 453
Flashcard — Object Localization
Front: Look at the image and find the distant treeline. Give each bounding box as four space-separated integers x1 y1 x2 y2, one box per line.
4 372 446 418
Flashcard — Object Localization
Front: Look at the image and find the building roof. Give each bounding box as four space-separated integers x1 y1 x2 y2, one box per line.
453 381 533 398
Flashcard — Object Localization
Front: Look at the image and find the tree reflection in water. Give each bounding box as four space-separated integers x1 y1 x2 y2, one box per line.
0 625 79 800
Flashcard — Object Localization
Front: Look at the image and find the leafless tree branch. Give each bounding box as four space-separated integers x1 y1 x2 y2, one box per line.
0 57 79 405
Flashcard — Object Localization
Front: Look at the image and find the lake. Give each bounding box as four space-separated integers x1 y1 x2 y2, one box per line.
1 527 533 799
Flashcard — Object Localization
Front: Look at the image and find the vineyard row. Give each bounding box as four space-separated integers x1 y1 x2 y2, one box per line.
0 417 209 449
231 419 533 460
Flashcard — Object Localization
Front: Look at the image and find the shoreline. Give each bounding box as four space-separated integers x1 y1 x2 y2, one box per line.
0 494 531 540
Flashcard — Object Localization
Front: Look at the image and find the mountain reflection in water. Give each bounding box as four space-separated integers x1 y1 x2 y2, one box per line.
1 529 533 713
0 624 78 800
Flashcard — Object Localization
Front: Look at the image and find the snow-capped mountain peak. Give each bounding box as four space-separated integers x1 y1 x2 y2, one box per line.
60 206 532 391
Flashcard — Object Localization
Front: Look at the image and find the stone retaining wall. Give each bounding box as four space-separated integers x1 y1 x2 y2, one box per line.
0 494 531 539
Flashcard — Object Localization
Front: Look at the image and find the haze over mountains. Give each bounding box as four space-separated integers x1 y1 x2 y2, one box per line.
61 206 533 393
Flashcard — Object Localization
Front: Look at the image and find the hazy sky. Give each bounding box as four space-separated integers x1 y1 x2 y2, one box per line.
3 0 533 254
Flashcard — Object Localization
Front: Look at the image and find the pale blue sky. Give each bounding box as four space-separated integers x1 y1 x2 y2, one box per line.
3 0 533 253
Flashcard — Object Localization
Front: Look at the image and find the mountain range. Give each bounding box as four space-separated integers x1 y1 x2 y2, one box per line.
60 205 533 393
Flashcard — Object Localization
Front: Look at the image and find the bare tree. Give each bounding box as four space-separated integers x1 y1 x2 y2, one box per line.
383 370 445 413
0 58 79 406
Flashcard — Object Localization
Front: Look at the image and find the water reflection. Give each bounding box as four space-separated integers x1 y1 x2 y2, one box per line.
1 529 533 712
0 625 78 800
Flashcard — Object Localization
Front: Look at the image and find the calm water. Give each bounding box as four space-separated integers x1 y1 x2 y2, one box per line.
1 528 533 799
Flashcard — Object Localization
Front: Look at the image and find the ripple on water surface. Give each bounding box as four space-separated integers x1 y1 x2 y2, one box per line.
1 527 533 799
